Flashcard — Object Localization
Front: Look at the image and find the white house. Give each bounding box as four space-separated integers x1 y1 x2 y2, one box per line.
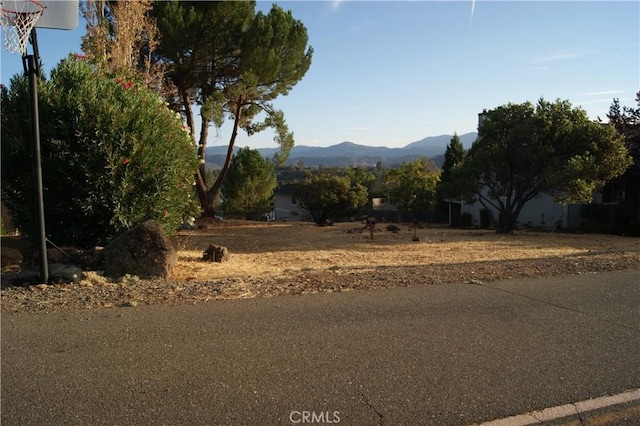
272 183 311 222
459 191 580 231
459 110 627 231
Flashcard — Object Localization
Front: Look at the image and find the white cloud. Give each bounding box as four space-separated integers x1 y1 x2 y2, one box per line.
578 90 625 97
574 98 616 106
574 97 633 107
532 49 598 64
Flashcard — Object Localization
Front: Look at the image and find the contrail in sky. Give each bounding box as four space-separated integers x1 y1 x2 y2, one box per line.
470 0 476 24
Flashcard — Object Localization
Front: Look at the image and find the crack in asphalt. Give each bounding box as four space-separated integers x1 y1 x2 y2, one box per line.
360 391 384 425
481 283 639 333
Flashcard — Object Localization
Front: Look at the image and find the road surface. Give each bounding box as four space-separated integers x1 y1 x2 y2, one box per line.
2 270 639 425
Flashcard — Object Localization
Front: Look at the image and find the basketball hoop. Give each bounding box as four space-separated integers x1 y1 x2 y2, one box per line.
0 0 44 55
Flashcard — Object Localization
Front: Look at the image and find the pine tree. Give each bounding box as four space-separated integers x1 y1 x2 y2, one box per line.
152 1 313 215
441 133 466 183
437 133 468 200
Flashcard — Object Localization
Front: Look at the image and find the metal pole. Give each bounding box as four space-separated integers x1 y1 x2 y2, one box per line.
26 53 48 283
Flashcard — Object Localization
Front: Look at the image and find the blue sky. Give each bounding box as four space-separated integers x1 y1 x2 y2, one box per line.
1 1 638 149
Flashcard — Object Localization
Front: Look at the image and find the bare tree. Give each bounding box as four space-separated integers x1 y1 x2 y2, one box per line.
81 0 166 91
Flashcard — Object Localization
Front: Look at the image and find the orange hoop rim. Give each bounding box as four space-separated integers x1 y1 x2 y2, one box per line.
0 0 44 16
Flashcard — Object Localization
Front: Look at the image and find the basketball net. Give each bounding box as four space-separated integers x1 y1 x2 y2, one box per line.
0 0 44 55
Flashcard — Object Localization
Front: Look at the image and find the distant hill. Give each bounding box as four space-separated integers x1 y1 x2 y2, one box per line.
205 132 477 169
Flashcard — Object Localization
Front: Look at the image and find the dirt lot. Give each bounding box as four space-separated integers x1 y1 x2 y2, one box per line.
2 220 639 313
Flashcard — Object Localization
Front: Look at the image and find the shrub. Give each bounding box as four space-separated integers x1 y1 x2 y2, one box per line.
222 148 276 220
580 202 640 236
1 55 199 247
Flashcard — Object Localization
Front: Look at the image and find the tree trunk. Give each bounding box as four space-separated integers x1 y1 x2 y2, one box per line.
194 113 212 214
178 86 209 215
207 100 243 212
502 210 516 234
197 108 210 177
500 206 522 234
181 89 196 143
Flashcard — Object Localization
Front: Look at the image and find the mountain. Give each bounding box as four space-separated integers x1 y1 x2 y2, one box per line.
205 132 477 169
403 132 477 151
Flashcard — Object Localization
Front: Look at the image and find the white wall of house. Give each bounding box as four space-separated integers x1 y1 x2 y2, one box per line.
273 193 310 222
461 192 568 230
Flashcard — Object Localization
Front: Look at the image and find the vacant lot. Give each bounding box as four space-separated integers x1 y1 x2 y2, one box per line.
2 221 639 313
171 221 639 280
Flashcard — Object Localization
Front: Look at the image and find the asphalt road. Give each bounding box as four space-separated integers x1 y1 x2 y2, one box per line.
2 270 639 425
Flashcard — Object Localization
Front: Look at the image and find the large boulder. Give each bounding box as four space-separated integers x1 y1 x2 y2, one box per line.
98 220 177 279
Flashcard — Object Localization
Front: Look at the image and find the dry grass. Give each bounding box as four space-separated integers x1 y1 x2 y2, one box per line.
3 220 638 313
170 221 640 282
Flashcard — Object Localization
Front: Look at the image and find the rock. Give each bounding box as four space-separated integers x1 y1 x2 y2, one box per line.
1 247 23 267
97 220 177 279
202 244 229 262
386 224 401 233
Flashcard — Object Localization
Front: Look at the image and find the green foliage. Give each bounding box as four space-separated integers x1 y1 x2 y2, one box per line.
294 173 369 223
456 98 632 232
222 148 276 220
0 55 199 246
441 133 467 182
604 93 640 235
608 92 640 167
438 133 468 200
343 167 376 192
152 1 313 214
383 159 440 212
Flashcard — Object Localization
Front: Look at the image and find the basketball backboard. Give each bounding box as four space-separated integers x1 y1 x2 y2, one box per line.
0 0 78 30
35 0 78 30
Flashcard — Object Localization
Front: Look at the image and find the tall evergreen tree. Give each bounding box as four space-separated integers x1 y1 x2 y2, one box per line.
152 1 313 216
441 133 466 183
607 92 640 168
437 133 468 200
602 92 640 234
